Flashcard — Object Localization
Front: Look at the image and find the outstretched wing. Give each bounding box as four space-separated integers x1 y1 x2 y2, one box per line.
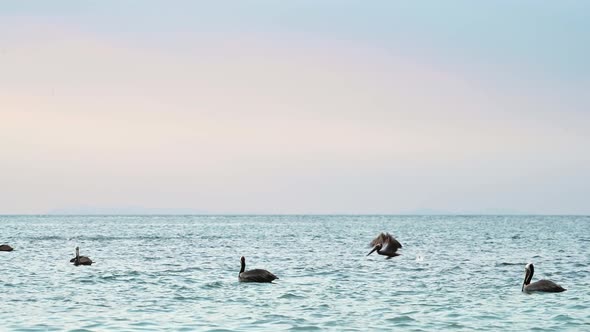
370 232 402 249
369 232 387 247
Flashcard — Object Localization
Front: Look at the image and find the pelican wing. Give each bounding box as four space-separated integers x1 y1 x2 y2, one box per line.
77 256 93 265
71 256 93 265
526 279 566 292
370 232 402 249
369 232 387 247
239 269 278 282
0 244 13 251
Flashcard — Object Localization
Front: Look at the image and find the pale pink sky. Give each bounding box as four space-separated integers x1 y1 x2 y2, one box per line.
1 2 589 214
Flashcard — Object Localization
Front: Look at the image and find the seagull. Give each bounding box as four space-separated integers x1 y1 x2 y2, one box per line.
238 256 278 282
367 232 402 259
522 263 565 293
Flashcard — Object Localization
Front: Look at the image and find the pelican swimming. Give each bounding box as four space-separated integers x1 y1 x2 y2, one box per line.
238 256 278 283
367 232 402 259
0 244 13 252
522 263 565 293
70 246 93 266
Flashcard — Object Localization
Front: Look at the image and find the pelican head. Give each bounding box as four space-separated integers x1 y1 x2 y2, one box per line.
367 243 382 256
75 246 80 257
522 263 534 292
239 256 246 274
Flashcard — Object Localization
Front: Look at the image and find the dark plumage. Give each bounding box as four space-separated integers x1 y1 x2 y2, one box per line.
70 246 93 266
238 256 278 283
0 244 13 252
367 232 402 259
522 263 565 293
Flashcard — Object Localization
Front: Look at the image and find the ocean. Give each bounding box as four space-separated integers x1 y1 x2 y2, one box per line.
1 215 589 331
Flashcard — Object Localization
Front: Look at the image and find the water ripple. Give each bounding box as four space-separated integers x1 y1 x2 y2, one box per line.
1 215 589 330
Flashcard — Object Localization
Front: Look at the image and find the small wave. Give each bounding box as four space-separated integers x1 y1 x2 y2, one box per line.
202 281 224 289
279 293 306 299
567 304 587 310
79 278 97 284
173 295 202 301
99 273 116 280
386 315 416 322
68 235 195 241
410 267 428 272
264 314 291 320
80 322 103 330
552 314 574 321
130 321 159 327
76 235 135 241
160 266 203 274
23 235 66 241
20 324 61 331
445 322 465 329
98 270 144 281
497 262 526 266
289 326 321 331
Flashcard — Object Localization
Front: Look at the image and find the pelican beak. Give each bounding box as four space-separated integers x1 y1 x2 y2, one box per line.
367 246 378 256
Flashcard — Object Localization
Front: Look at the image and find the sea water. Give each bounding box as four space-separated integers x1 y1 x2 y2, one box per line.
1 215 589 331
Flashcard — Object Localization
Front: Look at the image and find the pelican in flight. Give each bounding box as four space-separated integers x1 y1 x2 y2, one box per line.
0 244 13 252
367 232 402 259
70 246 93 266
239 256 278 283
522 263 565 293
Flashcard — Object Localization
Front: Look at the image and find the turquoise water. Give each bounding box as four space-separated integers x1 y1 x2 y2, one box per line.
1 215 589 331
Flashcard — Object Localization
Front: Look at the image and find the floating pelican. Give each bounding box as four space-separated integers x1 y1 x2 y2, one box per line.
0 244 13 252
367 232 402 259
239 256 278 283
522 263 565 293
70 246 93 266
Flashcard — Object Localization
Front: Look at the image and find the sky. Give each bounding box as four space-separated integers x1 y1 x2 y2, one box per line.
1 1 589 214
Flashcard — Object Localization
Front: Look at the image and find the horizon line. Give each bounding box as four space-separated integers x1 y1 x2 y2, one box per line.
1 213 588 217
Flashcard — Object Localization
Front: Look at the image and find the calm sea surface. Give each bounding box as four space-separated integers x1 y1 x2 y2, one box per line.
1 215 589 331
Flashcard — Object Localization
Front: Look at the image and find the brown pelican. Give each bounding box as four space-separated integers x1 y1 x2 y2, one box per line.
522 263 565 293
0 244 13 252
69 246 93 266
367 232 402 259
238 256 278 282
